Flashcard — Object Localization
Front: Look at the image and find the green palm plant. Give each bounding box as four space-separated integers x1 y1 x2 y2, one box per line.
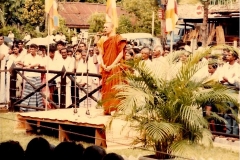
109 49 239 159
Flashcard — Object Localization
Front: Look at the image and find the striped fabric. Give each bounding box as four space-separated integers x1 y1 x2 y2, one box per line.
21 77 44 112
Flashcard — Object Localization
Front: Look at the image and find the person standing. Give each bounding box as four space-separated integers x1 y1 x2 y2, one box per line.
97 22 126 115
218 50 239 136
21 44 44 112
71 33 78 45
23 32 31 43
8 31 14 42
7 45 24 99
0 35 9 104
56 48 72 108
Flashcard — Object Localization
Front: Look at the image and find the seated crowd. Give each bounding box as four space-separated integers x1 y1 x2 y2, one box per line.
0 137 124 160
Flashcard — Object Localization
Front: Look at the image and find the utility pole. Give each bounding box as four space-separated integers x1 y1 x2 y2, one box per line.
159 0 167 47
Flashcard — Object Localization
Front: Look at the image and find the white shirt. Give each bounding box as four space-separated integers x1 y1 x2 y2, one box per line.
55 57 72 85
19 48 27 57
55 34 61 41
217 61 239 85
7 53 25 68
71 36 78 45
42 56 59 81
23 54 43 77
151 56 169 79
8 33 14 41
73 59 97 84
60 35 66 42
54 51 62 61
23 34 31 41
57 57 72 71
0 43 9 69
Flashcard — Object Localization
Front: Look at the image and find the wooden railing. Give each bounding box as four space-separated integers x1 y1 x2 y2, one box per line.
8 64 102 112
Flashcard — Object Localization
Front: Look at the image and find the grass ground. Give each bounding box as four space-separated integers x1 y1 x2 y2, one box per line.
0 112 239 160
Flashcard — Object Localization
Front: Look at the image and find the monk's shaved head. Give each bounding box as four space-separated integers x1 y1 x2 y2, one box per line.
104 22 114 28
103 22 115 36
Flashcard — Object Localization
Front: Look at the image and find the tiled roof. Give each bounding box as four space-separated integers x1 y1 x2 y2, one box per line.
58 2 127 28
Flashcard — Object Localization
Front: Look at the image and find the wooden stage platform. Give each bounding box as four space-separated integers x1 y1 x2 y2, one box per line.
15 108 137 149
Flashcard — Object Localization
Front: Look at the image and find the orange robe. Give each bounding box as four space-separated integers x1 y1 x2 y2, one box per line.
100 35 126 115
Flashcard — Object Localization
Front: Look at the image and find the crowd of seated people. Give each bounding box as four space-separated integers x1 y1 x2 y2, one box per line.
0 137 124 160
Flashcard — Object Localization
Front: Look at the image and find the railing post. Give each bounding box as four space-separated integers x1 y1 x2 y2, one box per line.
9 64 17 112
60 67 66 108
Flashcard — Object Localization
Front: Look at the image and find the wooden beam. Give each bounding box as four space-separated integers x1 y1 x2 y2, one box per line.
95 128 107 148
59 125 69 142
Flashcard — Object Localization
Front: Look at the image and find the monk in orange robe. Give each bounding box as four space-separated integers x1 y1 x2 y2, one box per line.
97 22 126 115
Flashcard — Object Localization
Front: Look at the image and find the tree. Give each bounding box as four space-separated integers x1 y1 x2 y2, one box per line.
19 0 45 30
117 15 134 34
88 12 106 33
121 0 160 35
0 0 24 27
201 0 210 47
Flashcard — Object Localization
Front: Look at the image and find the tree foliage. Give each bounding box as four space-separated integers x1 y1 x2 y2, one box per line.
88 12 106 33
0 0 24 27
117 15 134 34
19 0 45 29
121 0 160 35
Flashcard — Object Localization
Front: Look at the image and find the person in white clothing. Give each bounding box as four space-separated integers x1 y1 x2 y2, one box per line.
8 31 14 41
7 45 25 99
217 50 239 136
218 51 239 86
151 45 169 79
140 47 152 69
59 32 66 42
23 32 31 43
41 45 60 108
71 33 78 45
55 41 66 60
17 40 28 57
56 48 72 108
0 35 10 104
21 44 44 111
75 50 98 108
54 32 61 42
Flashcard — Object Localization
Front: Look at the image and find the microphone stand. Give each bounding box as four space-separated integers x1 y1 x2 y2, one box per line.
85 38 93 115
72 37 84 115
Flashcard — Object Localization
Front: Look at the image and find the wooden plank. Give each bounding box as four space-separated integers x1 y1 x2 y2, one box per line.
95 128 107 147
15 114 26 130
207 28 216 45
182 34 188 42
59 125 69 142
17 116 104 128
216 26 225 45
25 121 34 134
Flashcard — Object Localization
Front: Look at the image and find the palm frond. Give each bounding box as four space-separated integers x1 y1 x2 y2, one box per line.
169 140 199 159
179 105 209 131
144 121 181 142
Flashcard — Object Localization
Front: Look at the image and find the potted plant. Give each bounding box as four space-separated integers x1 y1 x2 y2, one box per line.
109 49 238 159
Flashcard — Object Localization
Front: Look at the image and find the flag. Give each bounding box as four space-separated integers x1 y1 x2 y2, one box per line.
106 0 118 29
45 0 59 34
45 0 54 14
165 0 178 32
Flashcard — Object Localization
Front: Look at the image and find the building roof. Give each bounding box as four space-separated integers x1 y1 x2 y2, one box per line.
178 3 240 19
58 2 127 29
